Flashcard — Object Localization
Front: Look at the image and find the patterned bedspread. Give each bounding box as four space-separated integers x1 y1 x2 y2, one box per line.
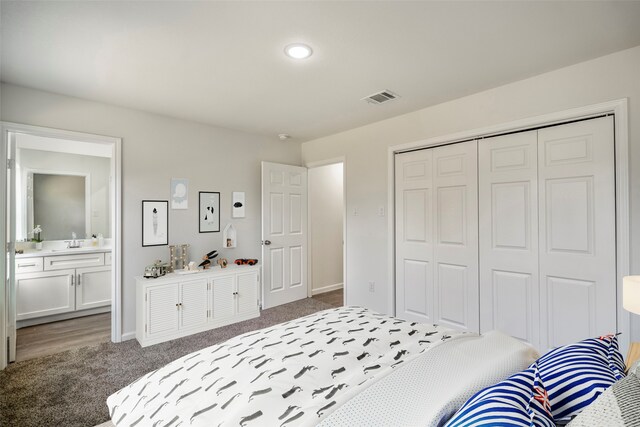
107 306 468 426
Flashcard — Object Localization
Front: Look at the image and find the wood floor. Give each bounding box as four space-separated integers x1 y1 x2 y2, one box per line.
14 292 342 363
311 288 343 307
16 313 111 362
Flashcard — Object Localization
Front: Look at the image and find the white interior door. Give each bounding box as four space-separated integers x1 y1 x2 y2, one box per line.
432 141 479 332
479 131 540 348
261 162 307 309
538 116 616 349
395 149 434 323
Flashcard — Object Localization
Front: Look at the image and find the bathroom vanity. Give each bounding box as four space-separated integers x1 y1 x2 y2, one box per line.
15 247 112 327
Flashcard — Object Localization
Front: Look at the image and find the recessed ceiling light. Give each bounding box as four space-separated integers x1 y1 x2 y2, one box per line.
284 43 313 59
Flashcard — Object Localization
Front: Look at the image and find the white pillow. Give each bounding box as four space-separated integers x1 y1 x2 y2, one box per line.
567 371 640 427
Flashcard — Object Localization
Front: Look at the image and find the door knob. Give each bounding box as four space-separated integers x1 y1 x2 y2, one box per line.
263 240 272 246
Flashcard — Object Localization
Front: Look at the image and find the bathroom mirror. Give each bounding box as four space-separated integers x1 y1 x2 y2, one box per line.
15 141 112 242
27 172 90 241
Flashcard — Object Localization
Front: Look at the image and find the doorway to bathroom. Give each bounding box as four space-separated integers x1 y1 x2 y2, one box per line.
307 160 345 308
1 123 122 365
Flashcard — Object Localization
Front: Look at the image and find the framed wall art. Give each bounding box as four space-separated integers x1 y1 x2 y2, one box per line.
199 191 220 233
142 200 168 246
170 178 189 209
232 191 245 218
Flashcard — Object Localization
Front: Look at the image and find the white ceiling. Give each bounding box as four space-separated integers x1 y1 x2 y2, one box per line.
3 1 640 142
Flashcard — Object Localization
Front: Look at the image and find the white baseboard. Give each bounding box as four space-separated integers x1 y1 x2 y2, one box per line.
121 331 136 342
312 282 344 296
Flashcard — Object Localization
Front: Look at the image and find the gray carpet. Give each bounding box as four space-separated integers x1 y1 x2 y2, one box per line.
0 297 333 427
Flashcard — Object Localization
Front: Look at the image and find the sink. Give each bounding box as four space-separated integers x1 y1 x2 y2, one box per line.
50 247 94 252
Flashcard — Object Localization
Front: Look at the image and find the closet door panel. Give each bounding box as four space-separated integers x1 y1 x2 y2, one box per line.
546 276 595 346
433 141 479 332
479 131 539 347
395 150 434 323
538 116 616 349
438 263 467 327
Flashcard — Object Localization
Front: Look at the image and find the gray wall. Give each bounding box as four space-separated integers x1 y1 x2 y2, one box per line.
1 83 302 337
302 45 640 343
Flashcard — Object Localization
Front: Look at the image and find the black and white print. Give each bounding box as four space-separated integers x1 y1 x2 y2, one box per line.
199 191 220 233
142 200 168 246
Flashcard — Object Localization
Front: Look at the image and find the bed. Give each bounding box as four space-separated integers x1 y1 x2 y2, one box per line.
106 306 538 426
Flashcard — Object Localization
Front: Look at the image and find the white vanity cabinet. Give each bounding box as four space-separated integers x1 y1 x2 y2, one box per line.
136 265 260 347
15 250 112 322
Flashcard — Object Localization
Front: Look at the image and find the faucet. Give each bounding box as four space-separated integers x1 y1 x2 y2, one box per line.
66 232 82 249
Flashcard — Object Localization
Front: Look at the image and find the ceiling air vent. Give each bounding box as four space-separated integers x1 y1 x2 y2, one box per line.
362 90 400 105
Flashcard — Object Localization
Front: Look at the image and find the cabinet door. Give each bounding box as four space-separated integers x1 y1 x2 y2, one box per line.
16 269 75 320
76 266 111 310
211 275 235 321
179 279 208 329
146 284 180 338
237 271 259 316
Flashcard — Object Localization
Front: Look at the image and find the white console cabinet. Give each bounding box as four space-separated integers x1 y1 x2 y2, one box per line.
136 265 260 347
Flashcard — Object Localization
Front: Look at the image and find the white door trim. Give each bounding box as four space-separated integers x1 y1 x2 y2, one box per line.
387 99 630 352
1 126 8 369
0 122 123 364
305 157 347 306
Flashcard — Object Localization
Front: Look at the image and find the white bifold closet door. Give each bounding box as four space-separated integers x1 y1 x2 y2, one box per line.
479 116 616 350
479 131 541 348
395 141 479 332
537 117 616 349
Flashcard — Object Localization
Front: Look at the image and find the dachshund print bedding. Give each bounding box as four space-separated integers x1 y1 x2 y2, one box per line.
107 306 466 426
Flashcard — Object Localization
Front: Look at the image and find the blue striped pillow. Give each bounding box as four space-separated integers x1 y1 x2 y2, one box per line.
537 334 625 422
445 363 554 427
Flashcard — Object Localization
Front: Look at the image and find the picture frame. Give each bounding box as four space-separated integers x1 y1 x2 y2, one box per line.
142 200 168 246
170 178 188 209
199 192 220 233
232 191 245 218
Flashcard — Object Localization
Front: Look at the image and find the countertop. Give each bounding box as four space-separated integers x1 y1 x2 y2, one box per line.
16 246 112 259
135 263 260 282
